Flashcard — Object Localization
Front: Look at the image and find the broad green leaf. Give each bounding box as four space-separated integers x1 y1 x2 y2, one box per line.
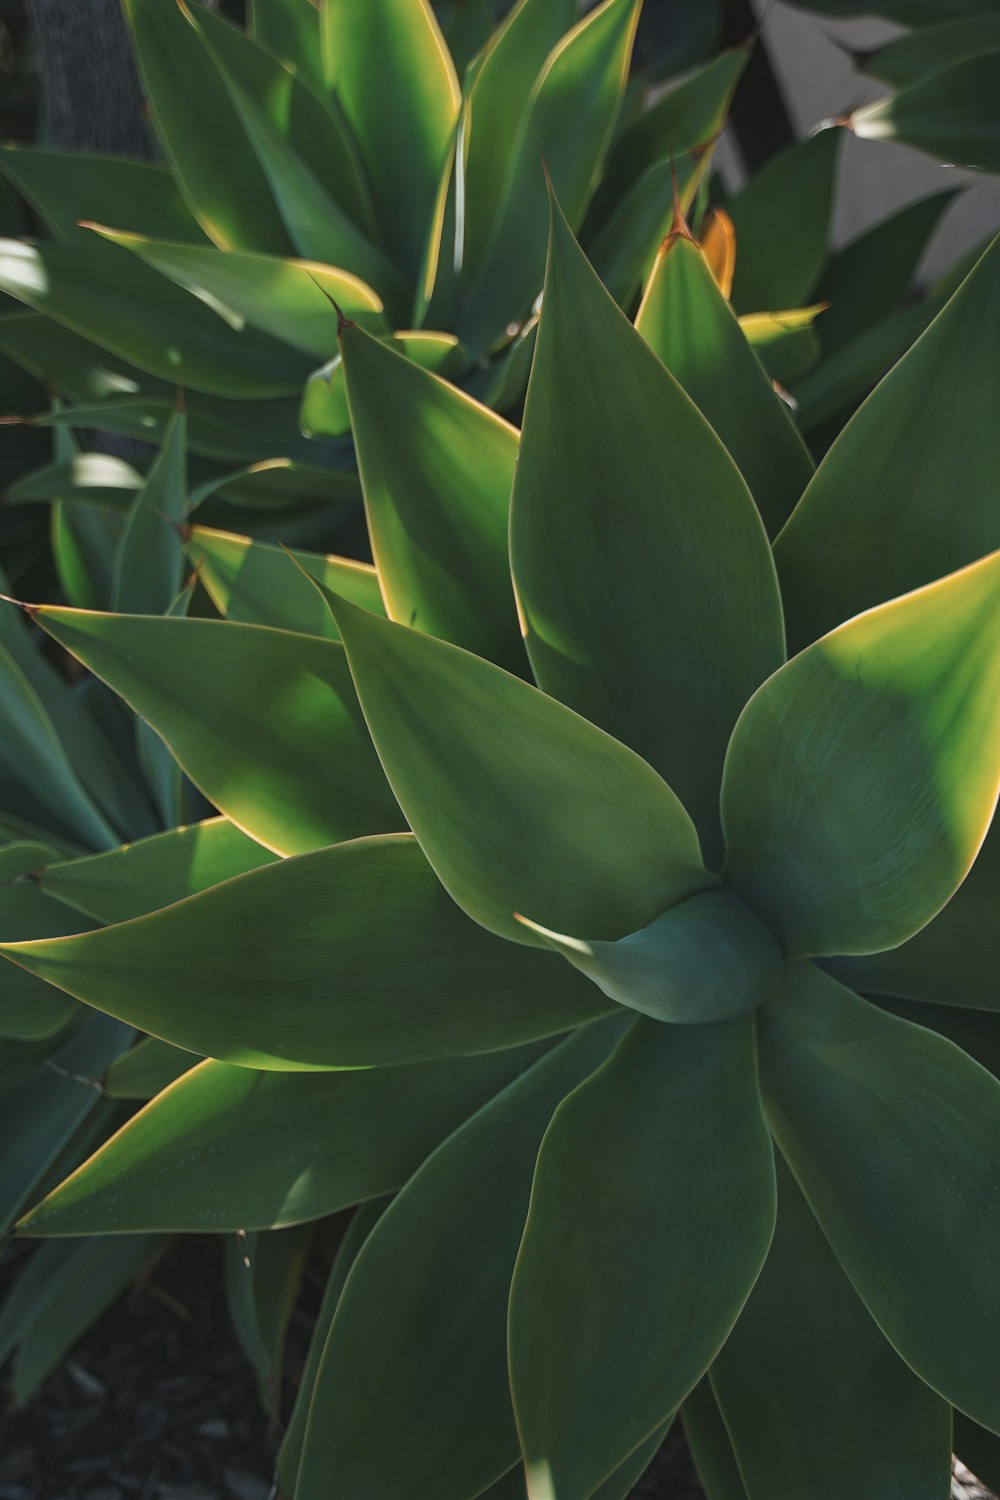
682 1381 750 1500
0 147 207 245
0 643 119 851
863 17 1000 89
51 501 119 613
723 550 1000 958
39 818 277 925
28 607 400 856
815 191 957 353
636 229 813 537
277 1198 391 1496
586 151 699 311
2 1234 160 1407
587 47 748 230
187 526 383 639
91 227 385 358
851 52 1000 173
123 0 292 253
0 1013 129 1231
511 196 784 865
515 889 783 1025
321 0 460 279
727 131 840 313
786 297 939 435
461 0 639 354
829 810 999 1010
295 1020 622 1500
250 0 325 88
225 1222 314 1416
0 843 87 1041
21 1042 548 1236
0 836 608 1069
340 320 522 667
103 1035 195 1099
299 328 461 438
333 601 709 946
711 1158 951 1500
509 1017 775 1500
759 962 1000 1435
479 1424 672 1500
776 236 1000 649
113 412 186 615
461 0 575 279
0 238 311 397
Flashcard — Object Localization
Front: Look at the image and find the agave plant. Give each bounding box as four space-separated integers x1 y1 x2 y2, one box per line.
3 185 1000 1500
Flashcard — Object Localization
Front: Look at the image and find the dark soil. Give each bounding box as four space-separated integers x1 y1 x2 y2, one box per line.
0 1237 994 1500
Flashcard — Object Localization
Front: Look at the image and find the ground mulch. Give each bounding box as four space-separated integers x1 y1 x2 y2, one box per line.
0 1237 996 1500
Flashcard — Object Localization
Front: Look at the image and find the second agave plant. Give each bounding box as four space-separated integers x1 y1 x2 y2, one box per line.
3 191 1000 1500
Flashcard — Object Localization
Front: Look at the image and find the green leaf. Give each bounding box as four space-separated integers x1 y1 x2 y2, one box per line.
727 131 840 313
333 600 709 946
588 47 748 230
636 228 813 538
112 412 186 616
2 1234 160 1407
194 20 407 313
738 305 824 385
0 1013 129 1231
682 1381 750 1500
0 843 87 1041
460 0 575 281
510 195 784 865
515 889 783 1025
340 319 523 667
294 1020 622 1500
710 1158 951 1500
250 0 325 88
0 237 311 397
0 643 119 851
187 525 383 639
786 297 939 435
585 151 699 311
321 0 460 280
0 836 608 1069
299 328 461 438
851 52 1000 173
829 816 1000 1011
509 1016 775 1500
862 17 1000 89
7 452 142 509
21 1042 549 1236
0 147 207 245
479 1425 672 1500
38 817 277 925
277 1198 391 1496
775 236 1000 650
758 962 1000 1435
103 1035 195 1099
815 191 957 354
722 550 1000 958
123 0 292 253
225 1222 314 1417
461 0 639 354
91 227 385 358
28 607 400 856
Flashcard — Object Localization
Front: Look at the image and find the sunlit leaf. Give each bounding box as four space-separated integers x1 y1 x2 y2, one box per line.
722 549 1000 958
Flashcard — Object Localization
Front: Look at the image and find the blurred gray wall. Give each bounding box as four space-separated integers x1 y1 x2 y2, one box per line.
728 1 1000 280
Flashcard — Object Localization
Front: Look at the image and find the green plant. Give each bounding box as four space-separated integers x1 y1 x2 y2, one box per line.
2 181 999 1498
0 0 751 550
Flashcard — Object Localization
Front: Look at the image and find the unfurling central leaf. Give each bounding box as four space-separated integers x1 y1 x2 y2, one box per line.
515 888 785 1024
